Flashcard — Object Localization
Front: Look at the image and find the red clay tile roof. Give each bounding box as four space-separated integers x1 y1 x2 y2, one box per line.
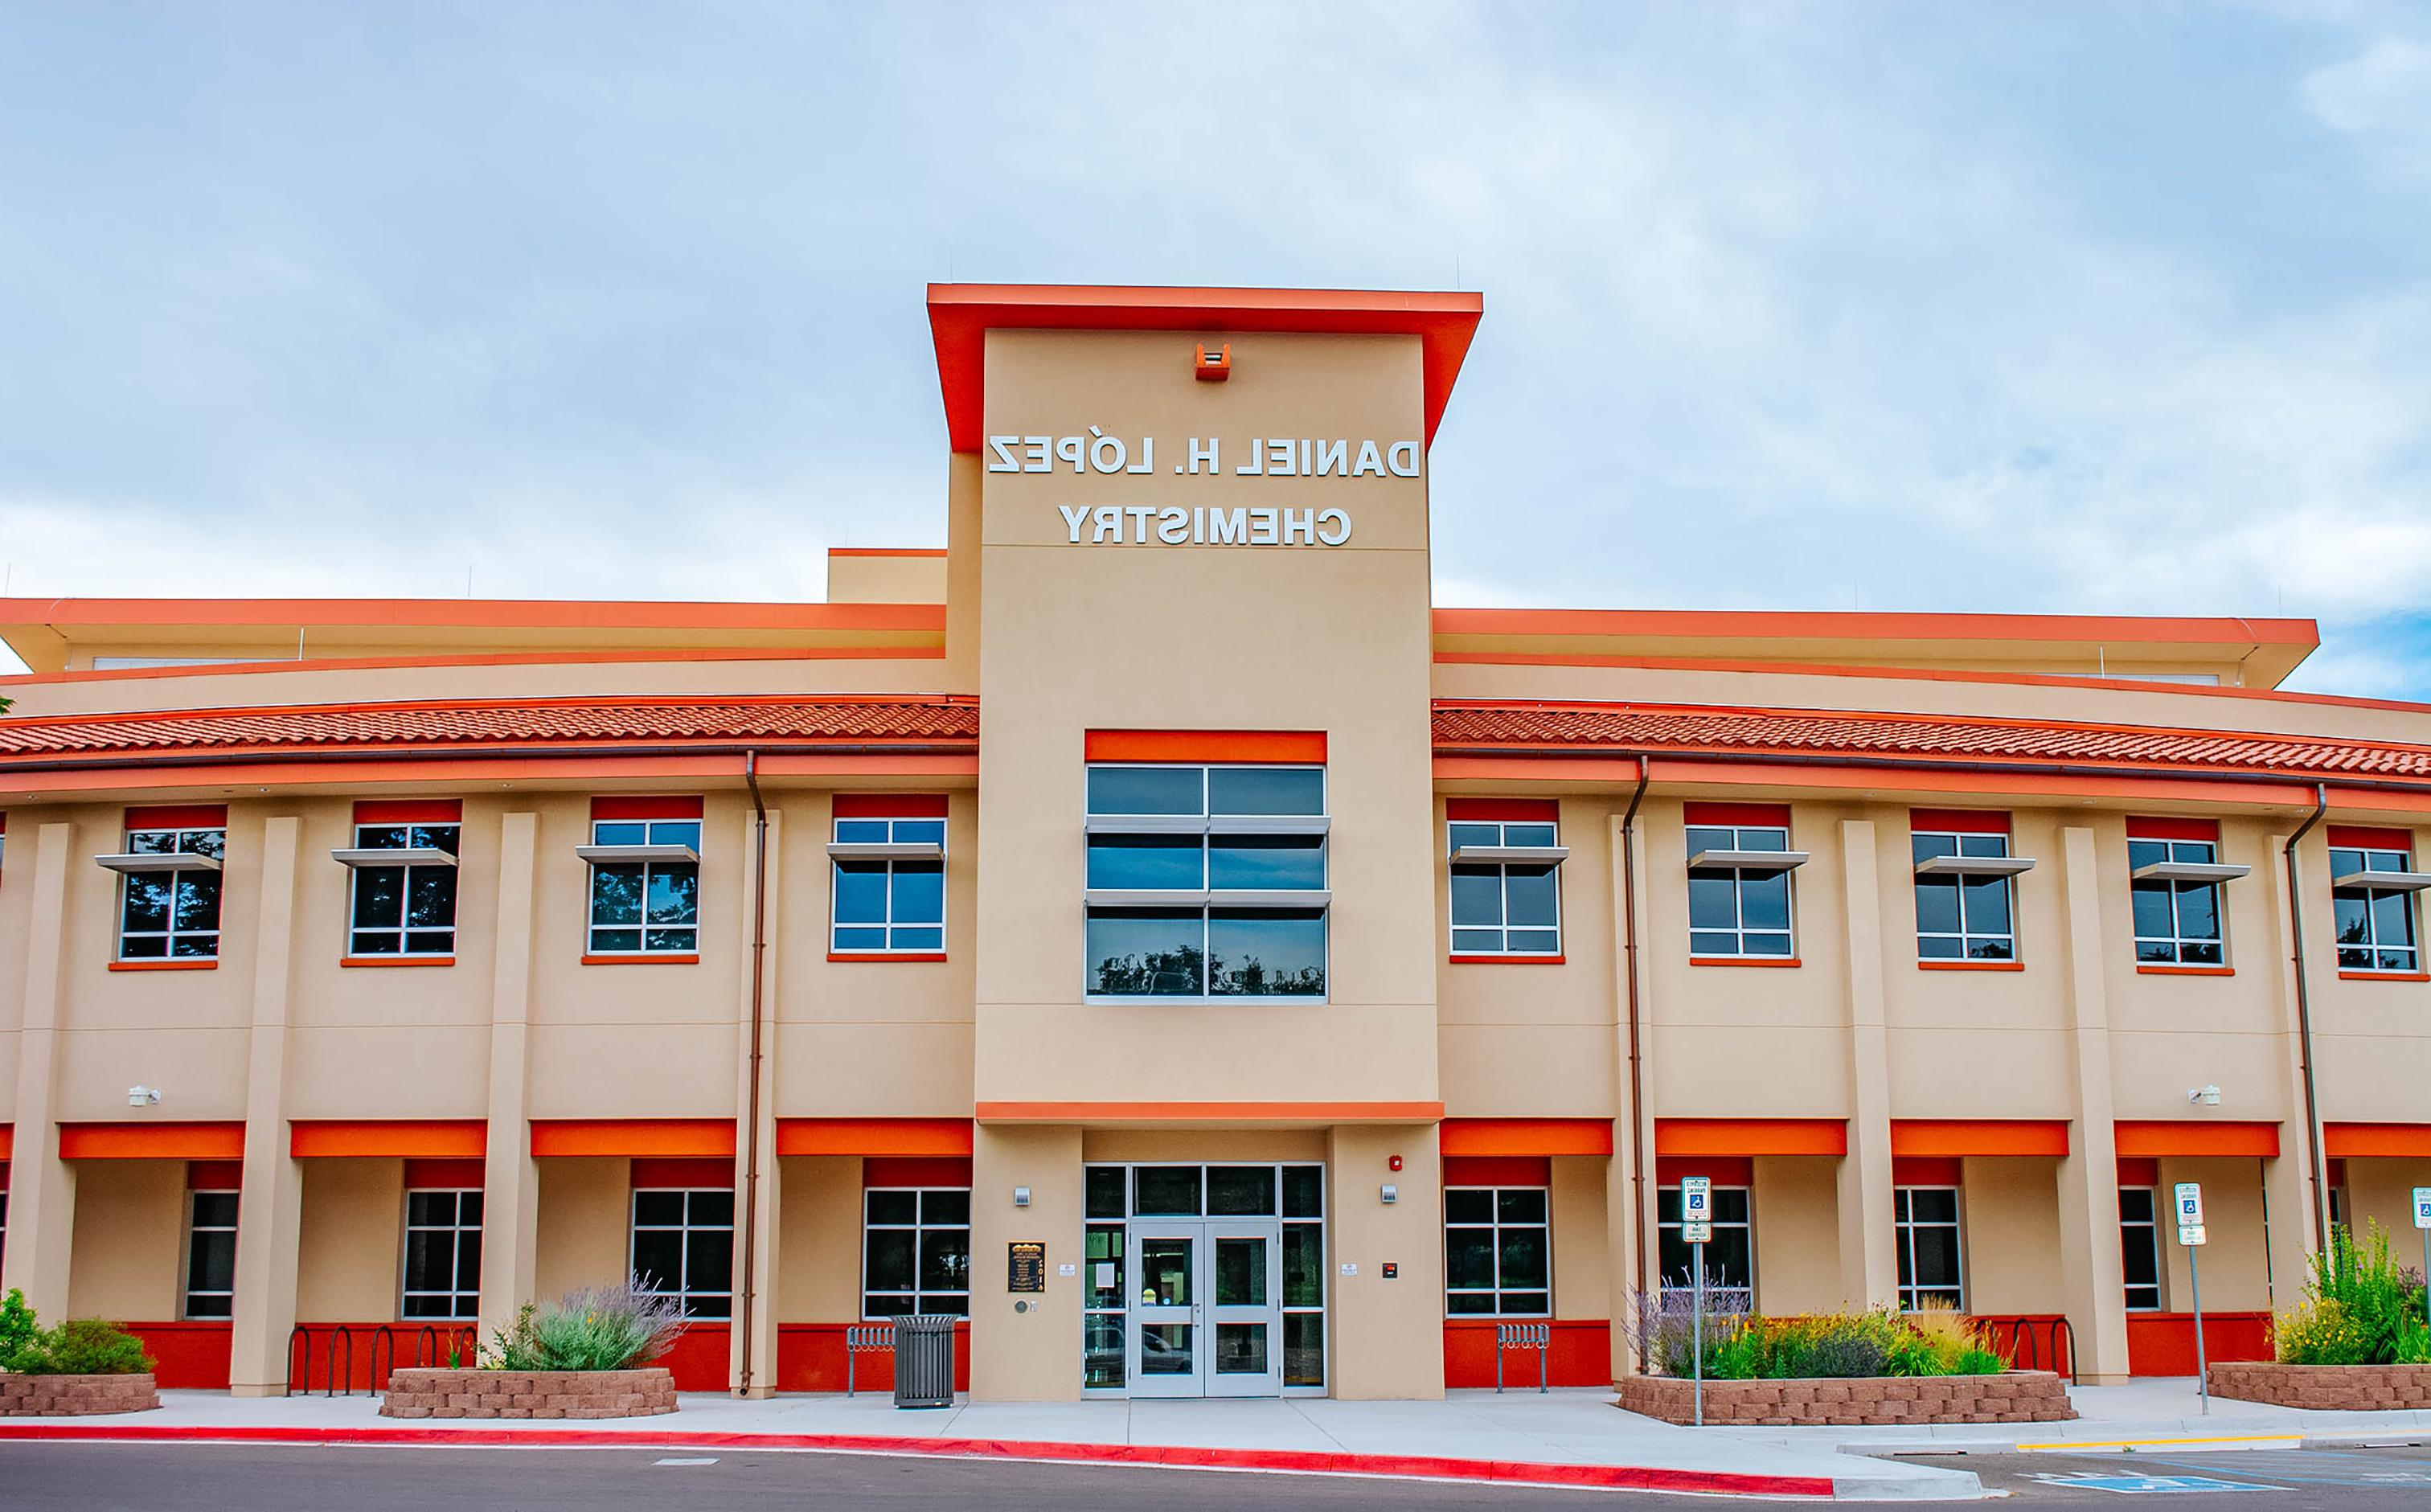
0 696 977 767
1431 701 2431 783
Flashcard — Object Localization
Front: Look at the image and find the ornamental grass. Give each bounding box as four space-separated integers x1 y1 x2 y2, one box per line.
1630 1293 2007 1380
2273 1222 2431 1366
481 1279 688 1373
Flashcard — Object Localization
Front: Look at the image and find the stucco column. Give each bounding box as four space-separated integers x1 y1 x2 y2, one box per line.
2261 828 2323 1303
1328 1121 1445 1399
478 812 541 1346
2055 825 2131 1383
732 805 782 1397
229 814 303 1395
1606 811 1650 1378
1835 819 1898 1309
969 1122 1082 1400
3 822 79 1320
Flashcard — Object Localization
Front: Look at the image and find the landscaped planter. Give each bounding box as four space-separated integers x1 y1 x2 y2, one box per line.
379 1367 677 1420
2207 1362 2431 1411
0 1372 161 1416
1617 1370 2074 1426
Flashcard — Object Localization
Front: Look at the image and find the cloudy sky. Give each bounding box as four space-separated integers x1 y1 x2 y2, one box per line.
3 2 2429 694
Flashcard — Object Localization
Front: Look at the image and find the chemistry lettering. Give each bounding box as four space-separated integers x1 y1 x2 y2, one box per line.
990 428 1419 549
985 432 1420 479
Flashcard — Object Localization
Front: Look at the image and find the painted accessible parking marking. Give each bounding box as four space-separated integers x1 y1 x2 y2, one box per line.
2027 1470 2266 1494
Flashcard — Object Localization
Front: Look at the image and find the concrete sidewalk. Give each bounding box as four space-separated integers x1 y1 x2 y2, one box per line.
1734 1377 2431 1457
0 1387 1988 1501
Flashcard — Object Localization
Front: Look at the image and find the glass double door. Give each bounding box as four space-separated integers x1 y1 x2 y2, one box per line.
1127 1219 1283 1397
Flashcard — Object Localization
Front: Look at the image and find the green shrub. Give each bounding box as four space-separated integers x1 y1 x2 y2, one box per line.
6 1318 156 1375
482 1280 687 1372
2275 1223 2431 1366
0 1289 38 1367
1646 1304 2006 1381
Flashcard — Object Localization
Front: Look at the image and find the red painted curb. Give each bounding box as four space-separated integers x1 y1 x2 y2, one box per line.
0 1421 1837 1498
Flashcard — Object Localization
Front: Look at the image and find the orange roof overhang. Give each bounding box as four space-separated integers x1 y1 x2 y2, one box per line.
925 283 1485 453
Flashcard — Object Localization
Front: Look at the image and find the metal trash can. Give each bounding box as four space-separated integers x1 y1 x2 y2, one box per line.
891 1313 956 1408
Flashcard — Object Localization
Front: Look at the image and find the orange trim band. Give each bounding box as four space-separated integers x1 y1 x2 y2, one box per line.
2339 969 2429 982
2113 1120 2280 1158
109 959 217 972
340 956 455 969
531 1119 736 1158
59 1121 246 1161
1691 957 1802 969
1439 1118 1613 1158
2138 965 2235 977
1654 1118 1847 1158
775 1118 976 1158
580 953 700 966
1919 960 2024 973
2323 1123 2431 1158
1890 1120 2070 1158
828 547 947 558
290 1120 486 1160
975 1100 1444 1125
1083 729 1327 764
1447 954 1566 966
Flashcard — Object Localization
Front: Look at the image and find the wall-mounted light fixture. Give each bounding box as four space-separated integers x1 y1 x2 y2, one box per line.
1379 1183 1399 1205
1195 342 1232 382
2187 1084 2222 1106
1013 1186 1032 1207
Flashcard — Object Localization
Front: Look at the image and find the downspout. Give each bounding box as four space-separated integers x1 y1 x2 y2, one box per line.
736 752 771 1395
1617 755 1652 1362
2282 781 2330 1251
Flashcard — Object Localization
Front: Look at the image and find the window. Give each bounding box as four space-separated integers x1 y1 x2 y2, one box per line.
117 819 226 961
1685 805 1798 959
1447 801 1563 957
862 1187 971 1317
401 1190 482 1320
1084 762 1327 999
185 1189 239 1319
346 813 461 957
586 800 702 956
2128 820 2230 966
629 1189 733 1317
1911 812 2017 961
830 798 946 954
2330 830 2420 973
1656 1184 1753 1294
1444 1186 1551 1315
1893 1187 1964 1309
2119 1187 2162 1309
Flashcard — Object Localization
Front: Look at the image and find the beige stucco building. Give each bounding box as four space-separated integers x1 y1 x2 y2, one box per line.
2 284 2427 1401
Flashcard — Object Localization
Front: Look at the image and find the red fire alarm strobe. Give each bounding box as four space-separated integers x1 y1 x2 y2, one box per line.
1388 1154 1403 1172
1195 342 1232 381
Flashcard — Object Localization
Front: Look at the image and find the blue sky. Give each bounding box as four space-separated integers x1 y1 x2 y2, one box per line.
3 2 2429 695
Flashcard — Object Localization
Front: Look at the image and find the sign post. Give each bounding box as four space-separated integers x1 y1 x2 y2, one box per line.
2414 1188 2431 1299
2175 1182 2208 1415
1683 1176 1713 1428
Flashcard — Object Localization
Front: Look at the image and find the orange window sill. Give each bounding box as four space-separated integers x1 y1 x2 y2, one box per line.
580 953 700 966
109 958 217 972
827 952 948 963
341 956 457 969
1447 954 1566 965
2338 969 2429 982
2137 964 2234 977
1690 956 1802 969
1918 960 2024 973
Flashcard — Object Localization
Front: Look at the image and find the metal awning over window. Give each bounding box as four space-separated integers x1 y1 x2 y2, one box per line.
2130 860 2249 883
576 842 701 865
1082 888 1333 908
825 839 945 861
330 846 459 869
96 851 222 875
1687 849 1809 871
2332 868 2431 893
1913 854 2035 877
1085 814 1330 837
1449 844 1569 866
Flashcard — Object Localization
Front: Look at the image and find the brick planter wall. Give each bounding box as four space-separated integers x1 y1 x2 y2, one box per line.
380 1367 677 1420
0 1372 161 1416
1617 1370 2074 1426
2207 1362 2431 1411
